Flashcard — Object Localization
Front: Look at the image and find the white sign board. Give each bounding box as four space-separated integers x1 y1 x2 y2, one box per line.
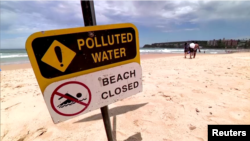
43 62 142 124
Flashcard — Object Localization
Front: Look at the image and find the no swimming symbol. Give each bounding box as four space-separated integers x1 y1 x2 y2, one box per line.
50 81 92 116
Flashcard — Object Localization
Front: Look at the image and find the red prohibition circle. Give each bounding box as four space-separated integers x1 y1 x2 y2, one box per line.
50 81 92 116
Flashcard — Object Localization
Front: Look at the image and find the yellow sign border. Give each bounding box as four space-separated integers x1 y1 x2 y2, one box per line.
25 23 140 94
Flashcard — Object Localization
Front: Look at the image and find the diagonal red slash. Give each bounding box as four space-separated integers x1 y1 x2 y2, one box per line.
54 92 88 106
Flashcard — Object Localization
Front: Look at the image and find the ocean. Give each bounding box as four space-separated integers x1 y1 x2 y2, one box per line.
0 48 231 65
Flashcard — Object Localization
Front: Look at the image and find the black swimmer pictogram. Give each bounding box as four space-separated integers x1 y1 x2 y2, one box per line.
57 92 87 108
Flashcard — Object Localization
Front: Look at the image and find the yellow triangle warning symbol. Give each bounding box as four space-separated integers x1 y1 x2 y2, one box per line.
41 40 76 72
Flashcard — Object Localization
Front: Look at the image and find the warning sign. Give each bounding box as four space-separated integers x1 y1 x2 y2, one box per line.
43 62 142 124
25 23 140 94
50 81 91 116
41 40 76 72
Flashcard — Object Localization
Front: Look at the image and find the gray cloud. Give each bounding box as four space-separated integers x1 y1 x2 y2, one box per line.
189 1 250 23
95 0 250 29
1 0 250 48
1 0 250 33
1 1 83 34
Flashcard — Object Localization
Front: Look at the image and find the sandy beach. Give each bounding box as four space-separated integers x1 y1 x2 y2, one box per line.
1 53 250 141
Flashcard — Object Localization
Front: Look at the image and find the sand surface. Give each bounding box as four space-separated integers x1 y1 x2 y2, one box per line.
1 53 250 141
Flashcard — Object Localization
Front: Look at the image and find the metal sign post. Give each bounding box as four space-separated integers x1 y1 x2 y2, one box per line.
80 1 114 141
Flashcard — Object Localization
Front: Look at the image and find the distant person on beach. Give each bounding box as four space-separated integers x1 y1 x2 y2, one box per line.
184 42 188 58
189 41 195 59
193 41 201 59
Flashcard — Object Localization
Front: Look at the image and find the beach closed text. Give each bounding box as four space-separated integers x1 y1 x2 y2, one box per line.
100 70 139 99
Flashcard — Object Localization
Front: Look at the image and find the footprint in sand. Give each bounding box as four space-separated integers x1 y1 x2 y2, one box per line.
1 130 9 140
35 128 47 137
133 120 140 126
23 127 47 140
15 84 24 89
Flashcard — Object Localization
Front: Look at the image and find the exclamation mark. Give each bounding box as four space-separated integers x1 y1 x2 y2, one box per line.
54 46 63 67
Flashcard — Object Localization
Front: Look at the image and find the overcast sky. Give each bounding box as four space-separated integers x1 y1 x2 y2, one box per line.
1 0 250 49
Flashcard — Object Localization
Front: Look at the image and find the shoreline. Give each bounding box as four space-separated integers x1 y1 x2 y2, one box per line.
0 52 241 71
1 53 185 71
